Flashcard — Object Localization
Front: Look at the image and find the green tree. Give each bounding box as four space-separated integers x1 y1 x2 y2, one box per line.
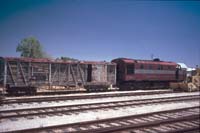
60 56 78 61
16 37 46 58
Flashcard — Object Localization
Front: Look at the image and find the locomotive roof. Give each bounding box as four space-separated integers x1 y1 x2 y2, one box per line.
112 58 177 66
0 57 115 65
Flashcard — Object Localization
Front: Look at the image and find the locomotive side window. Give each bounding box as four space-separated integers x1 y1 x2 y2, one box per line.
127 64 135 74
160 65 163 70
149 65 152 69
140 64 144 69
158 65 162 70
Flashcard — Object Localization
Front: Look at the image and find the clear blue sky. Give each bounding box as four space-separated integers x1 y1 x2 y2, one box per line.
0 0 200 67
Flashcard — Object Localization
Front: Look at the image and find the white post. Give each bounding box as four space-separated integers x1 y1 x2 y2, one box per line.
3 60 7 93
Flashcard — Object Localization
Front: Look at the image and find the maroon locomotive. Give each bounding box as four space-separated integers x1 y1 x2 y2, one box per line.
112 58 186 90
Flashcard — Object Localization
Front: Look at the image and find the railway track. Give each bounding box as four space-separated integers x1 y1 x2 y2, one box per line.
2 90 173 104
1 94 199 120
115 118 200 133
4 106 199 133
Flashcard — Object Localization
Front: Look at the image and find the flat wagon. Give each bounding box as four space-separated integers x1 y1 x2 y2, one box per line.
0 57 116 95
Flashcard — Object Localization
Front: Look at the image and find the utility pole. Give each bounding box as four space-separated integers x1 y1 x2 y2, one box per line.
151 54 154 60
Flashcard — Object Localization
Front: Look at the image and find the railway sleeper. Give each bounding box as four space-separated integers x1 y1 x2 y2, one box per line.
6 85 37 96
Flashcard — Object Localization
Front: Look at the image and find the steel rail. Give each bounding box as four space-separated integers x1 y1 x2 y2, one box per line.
1 95 199 120
5 106 199 133
120 119 200 133
97 114 200 133
2 90 173 104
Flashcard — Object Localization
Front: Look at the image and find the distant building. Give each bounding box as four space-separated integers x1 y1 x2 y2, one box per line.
177 63 195 77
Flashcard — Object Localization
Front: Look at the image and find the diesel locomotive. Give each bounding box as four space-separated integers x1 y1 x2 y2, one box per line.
112 58 186 90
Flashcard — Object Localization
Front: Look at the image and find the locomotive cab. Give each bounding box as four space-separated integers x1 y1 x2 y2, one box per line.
176 64 186 81
176 65 181 80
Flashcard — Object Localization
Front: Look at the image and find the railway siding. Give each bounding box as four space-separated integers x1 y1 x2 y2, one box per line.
0 92 199 132
0 95 199 120
1 91 199 111
2 106 200 133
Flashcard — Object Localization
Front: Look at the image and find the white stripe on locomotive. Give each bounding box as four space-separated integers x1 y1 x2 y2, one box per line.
134 69 175 75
